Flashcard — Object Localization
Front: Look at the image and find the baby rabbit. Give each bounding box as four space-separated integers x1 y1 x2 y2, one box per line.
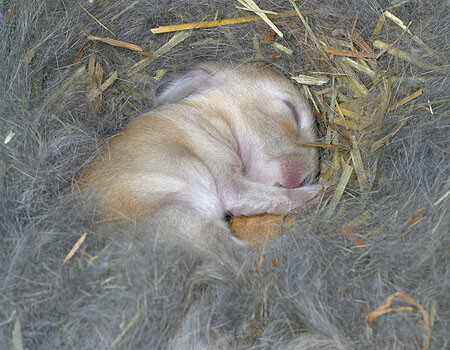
77 62 324 246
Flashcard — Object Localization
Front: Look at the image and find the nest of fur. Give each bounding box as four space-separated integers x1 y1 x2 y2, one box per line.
1 0 448 349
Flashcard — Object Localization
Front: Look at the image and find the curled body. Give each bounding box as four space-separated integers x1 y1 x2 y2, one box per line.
77 62 324 247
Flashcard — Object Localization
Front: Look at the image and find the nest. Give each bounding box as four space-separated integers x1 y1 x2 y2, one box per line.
62 3 444 252
1 1 448 349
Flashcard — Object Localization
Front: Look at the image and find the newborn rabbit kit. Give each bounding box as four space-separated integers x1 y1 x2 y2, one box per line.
78 62 323 245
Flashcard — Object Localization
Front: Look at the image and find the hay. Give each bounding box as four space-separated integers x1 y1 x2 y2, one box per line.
1 0 449 349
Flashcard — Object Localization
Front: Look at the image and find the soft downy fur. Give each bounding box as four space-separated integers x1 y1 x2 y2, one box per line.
1 1 449 349
76 62 322 250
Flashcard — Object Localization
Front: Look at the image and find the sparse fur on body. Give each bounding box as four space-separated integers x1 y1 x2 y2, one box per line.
77 62 322 247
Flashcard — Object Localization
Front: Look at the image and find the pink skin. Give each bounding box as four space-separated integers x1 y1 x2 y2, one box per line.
214 143 322 217
238 136 314 189
153 148 321 221
227 123 320 216
216 172 323 217
276 154 310 188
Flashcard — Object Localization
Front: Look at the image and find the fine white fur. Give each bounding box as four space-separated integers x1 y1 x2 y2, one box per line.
78 62 322 246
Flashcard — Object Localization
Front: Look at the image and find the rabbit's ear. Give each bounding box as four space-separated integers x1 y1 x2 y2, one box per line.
153 67 212 107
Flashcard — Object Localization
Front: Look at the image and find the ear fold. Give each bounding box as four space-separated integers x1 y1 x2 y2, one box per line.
296 98 315 130
153 67 212 107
